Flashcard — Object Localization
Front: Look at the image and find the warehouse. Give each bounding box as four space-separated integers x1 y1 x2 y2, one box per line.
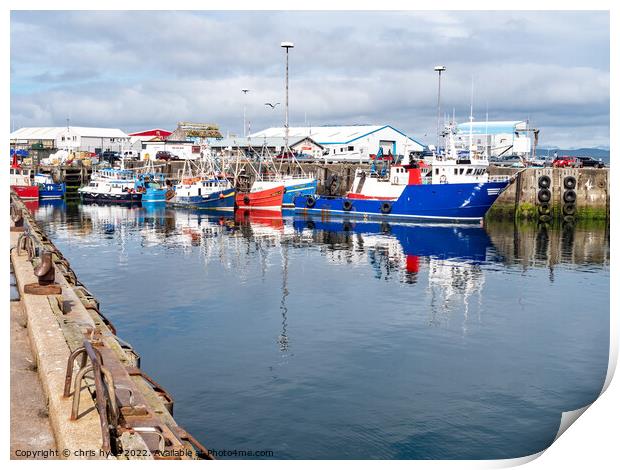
455 120 532 157
207 136 324 158
9 126 130 153
248 125 425 162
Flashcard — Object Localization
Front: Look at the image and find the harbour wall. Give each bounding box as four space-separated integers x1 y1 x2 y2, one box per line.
9 193 214 460
34 161 610 221
485 167 609 221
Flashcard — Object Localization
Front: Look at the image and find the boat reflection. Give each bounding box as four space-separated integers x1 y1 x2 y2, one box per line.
292 216 497 283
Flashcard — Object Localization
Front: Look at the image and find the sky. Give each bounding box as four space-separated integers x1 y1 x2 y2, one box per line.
10 10 610 149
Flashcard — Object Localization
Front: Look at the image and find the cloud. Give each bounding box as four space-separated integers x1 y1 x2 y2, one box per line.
10 10 610 148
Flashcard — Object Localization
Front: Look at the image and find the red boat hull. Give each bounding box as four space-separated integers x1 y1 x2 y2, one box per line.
236 185 284 210
11 185 39 200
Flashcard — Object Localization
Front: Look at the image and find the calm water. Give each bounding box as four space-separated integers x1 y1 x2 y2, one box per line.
32 200 609 460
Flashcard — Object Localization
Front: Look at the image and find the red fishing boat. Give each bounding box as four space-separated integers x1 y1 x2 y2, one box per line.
235 181 284 210
10 155 39 200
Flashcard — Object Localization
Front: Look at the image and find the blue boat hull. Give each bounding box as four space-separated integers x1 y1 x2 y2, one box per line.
293 217 495 263
38 183 66 199
294 181 509 222
170 189 236 210
283 180 318 206
142 187 167 203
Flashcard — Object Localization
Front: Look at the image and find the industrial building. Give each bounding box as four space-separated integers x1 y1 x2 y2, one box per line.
248 125 425 161
455 120 532 157
9 126 130 153
207 136 325 158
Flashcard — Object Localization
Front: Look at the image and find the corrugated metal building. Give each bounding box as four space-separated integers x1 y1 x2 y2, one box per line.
455 121 531 157
10 126 130 153
249 125 425 161
207 136 324 158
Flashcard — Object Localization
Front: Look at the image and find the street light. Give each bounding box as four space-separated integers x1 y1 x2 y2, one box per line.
241 88 250 137
434 65 446 151
281 41 294 149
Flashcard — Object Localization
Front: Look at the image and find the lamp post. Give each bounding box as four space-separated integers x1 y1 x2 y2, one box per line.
434 65 446 152
241 88 250 137
281 41 294 150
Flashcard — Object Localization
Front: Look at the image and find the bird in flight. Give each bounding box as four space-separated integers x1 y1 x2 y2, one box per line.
265 102 280 109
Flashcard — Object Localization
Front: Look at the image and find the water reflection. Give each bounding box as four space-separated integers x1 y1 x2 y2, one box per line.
31 201 610 459
37 201 609 275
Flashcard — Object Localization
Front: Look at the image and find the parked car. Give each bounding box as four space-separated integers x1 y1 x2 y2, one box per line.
552 156 580 168
492 155 525 168
99 150 121 164
576 156 605 168
155 151 178 161
123 150 139 160
274 151 296 159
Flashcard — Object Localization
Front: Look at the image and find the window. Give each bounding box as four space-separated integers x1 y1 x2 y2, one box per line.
466 169 472 175
454 168 458 175
348 146 354 151
435 168 439 175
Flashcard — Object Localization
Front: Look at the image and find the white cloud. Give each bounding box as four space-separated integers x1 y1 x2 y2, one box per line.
10 10 610 148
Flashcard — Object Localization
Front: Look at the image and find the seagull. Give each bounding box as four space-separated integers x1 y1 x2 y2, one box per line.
265 102 280 109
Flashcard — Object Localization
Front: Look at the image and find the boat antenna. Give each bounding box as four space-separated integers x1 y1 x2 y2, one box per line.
485 101 489 158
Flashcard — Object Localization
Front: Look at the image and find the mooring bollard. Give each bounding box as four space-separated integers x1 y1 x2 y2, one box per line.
24 250 63 295
10 205 25 232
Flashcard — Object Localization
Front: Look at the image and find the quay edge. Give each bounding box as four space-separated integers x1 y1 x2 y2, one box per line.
10 193 214 460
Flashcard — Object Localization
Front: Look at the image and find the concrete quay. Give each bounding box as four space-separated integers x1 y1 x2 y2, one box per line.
9 194 214 460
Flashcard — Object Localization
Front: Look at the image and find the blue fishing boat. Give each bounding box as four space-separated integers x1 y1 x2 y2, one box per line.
34 174 66 199
135 173 169 203
282 177 318 206
170 176 236 211
294 126 516 223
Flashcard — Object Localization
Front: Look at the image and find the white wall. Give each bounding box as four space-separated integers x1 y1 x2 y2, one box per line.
322 128 424 159
141 142 201 160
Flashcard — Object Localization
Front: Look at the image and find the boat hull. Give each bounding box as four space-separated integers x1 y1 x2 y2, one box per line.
236 185 284 211
11 185 39 200
38 183 66 199
293 181 509 222
170 189 236 211
141 187 168 203
282 179 318 206
79 191 143 203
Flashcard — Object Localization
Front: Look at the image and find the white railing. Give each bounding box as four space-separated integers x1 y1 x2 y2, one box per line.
488 175 511 183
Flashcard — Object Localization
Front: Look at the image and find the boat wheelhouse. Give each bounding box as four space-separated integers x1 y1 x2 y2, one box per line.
34 173 66 199
10 156 39 200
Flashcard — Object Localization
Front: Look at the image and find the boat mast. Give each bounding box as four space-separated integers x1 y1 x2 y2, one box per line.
468 76 474 157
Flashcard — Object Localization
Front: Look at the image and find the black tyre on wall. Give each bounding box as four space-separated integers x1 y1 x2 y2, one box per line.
538 203 551 215
563 176 577 190
381 202 392 214
537 188 551 203
563 203 576 216
343 200 353 211
538 175 551 189
306 196 316 208
563 190 576 204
